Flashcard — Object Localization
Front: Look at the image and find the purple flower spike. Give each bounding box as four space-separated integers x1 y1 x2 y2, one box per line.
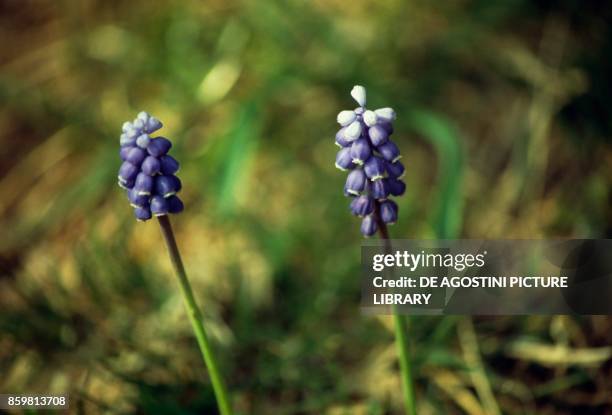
117 112 184 221
350 195 374 217
141 156 161 176
333 86 404 236
380 200 398 224
147 137 172 157
360 215 378 237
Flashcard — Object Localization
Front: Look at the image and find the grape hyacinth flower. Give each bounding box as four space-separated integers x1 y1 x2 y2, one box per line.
118 111 183 221
334 86 406 237
334 88 417 415
117 112 233 415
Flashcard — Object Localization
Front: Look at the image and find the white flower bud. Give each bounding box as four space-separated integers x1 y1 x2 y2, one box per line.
363 110 378 127
350 85 366 107
336 110 357 126
374 107 396 122
344 120 363 141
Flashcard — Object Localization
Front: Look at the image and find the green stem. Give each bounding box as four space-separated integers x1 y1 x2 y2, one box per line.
374 202 417 415
157 215 233 415
393 311 417 415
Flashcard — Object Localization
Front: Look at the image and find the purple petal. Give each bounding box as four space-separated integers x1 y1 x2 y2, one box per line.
147 137 172 157
125 147 147 166
335 148 354 171
167 195 184 214
134 173 154 195
154 175 181 198
387 178 406 196
118 178 134 189
360 215 377 237
128 187 149 208
363 156 385 180
368 125 388 146
150 195 169 216
350 195 374 217
120 145 135 161
380 121 394 134
350 138 371 165
385 160 405 179
134 206 152 221
376 140 401 162
159 155 180 175
345 169 366 195
118 161 139 183
141 156 161 175
380 200 398 224
370 179 389 200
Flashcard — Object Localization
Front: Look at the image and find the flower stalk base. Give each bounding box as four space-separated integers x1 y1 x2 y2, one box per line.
374 207 417 415
157 215 233 415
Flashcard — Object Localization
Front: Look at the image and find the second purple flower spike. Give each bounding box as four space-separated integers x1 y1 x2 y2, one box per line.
335 86 405 236
118 112 184 221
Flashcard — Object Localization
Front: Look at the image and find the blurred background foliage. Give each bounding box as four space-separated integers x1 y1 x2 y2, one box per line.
0 0 611 414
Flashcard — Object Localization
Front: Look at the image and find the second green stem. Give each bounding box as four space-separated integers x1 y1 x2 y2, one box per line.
374 201 417 415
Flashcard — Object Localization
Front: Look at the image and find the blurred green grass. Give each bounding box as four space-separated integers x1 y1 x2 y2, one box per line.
0 0 611 414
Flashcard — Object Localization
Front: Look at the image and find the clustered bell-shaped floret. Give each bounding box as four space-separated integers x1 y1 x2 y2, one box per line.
335 86 405 236
118 112 184 221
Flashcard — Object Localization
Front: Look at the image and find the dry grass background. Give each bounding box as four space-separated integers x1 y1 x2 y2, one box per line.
0 1 611 414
